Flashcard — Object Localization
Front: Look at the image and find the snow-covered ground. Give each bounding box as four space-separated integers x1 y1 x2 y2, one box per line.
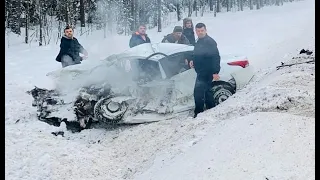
5 0 315 179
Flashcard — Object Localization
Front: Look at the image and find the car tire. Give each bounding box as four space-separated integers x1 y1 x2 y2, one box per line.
94 97 128 124
211 83 235 106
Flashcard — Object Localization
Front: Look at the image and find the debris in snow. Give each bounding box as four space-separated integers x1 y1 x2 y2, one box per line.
51 131 64 137
276 59 315 70
299 49 313 55
276 51 315 70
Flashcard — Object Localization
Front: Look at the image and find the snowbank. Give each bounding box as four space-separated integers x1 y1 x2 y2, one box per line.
134 112 315 180
133 54 315 180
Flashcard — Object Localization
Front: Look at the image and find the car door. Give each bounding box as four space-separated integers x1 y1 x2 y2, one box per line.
159 51 197 101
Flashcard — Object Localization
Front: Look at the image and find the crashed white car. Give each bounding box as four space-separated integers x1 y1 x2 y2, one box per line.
28 43 254 132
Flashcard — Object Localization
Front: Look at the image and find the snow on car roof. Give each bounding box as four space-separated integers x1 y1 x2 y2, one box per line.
106 43 247 63
115 43 194 61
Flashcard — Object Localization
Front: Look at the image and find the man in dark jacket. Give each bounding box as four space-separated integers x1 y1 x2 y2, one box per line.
182 18 196 46
161 26 190 45
129 25 151 48
55 26 88 68
189 23 221 118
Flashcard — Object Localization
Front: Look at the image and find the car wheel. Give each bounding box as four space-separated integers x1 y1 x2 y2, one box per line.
94 97 128 124
211 83 235 106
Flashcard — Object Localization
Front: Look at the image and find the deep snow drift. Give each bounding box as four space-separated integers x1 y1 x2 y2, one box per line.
5 0 315 179
134 52 315 180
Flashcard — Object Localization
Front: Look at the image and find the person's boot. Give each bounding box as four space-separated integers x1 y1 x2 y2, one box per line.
193 113 197 118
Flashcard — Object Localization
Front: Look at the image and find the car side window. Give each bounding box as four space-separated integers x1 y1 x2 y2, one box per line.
129 58 162 82
159 52 192 79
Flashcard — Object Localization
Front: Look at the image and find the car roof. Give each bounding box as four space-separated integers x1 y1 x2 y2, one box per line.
113 43 194 62
105 43 248 63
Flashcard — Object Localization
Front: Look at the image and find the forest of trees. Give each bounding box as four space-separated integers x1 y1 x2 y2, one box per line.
5 0 296 46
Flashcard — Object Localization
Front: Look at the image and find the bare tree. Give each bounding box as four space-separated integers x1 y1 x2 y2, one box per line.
226 0 230 12
209 0 214 11
200 0 205 17
256 0 260 9
193 0 197 17
187 0 192 17
157 0 162 32
216 0 221 12
80 0 85 27
176 1 182 21
239 0 243 11
5 0 300 46
214 0 217 16
7 0 22 35
39 5 43 46
24 0 30 43
249 0 253 10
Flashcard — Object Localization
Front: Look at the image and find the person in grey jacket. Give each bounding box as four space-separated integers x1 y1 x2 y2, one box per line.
161 26 190 45
55 26 88 68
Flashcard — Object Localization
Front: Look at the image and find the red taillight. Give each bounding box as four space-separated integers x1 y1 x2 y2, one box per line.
227 60 249 68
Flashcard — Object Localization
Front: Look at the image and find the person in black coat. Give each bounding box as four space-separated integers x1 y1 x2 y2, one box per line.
129 25 151 48
55 26 88 68
182 18 196 46
189 23 221 118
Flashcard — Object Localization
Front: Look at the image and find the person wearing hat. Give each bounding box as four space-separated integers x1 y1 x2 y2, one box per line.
161 26 190 45
182 18 196 46
129 24 151 48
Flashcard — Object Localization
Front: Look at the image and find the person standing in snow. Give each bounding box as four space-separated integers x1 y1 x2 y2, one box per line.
161 26 190 45
129 25 151 48
189 23 221 118
55 26 88 68
182 18 196 46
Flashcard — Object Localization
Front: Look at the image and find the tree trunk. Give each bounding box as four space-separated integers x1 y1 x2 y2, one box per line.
25 1 29 44
134 0 139 27
239 0 243 11
193 0 196 11
209 0 214 11
176 2 181 21
157 0 162 32
214 0 217 17
103 21 106 38
249 0 253 10
200 0 205 17
39 8 43 46
65 5 69 25
194 0 197 17
260 0 263 7
130 0 135 31
80 0 85 27
216 0 220 13
188 0 192 17
256 0 260 9
226 0 230 12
